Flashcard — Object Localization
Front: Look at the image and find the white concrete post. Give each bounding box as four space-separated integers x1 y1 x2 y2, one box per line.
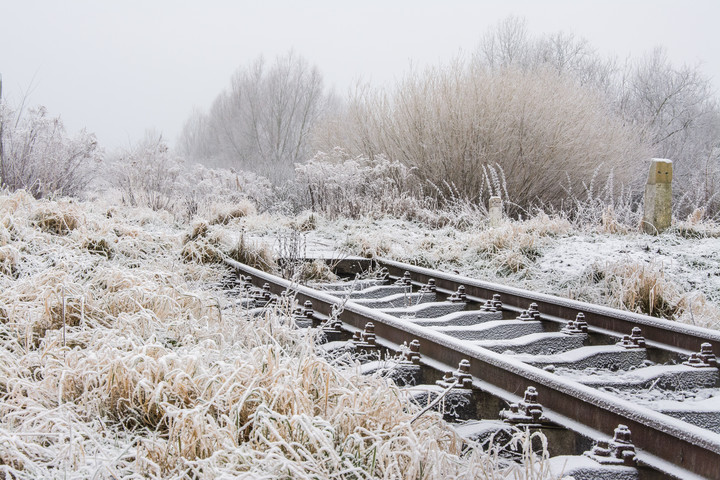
489 196 502 227
642 158 672 234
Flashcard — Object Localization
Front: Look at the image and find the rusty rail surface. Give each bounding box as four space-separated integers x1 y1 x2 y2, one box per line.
225 257 720 479
365 257 720 355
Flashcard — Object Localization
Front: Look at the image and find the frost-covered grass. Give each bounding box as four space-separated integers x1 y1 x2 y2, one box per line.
0 191 556 479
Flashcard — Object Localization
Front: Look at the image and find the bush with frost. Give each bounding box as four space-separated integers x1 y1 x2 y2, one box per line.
313 61 646 215
0 102 101 198
108 133 273 218
295 148 425 219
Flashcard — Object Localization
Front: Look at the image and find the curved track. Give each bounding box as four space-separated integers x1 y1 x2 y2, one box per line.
225 256 720 480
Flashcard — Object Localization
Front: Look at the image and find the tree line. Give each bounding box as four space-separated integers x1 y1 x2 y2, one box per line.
1 17 718 218
177 18 720 217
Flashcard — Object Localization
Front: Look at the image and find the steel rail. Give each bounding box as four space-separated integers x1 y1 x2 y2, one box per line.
373 258 720 355
225 257 720 479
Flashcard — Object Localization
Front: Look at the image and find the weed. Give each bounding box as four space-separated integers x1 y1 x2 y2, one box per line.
0 245 19 277
227 233 277 273
32 204 81 234
209 199 257 225
83 237 113 259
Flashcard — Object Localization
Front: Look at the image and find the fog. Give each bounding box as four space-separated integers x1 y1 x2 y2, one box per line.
1 0 718 149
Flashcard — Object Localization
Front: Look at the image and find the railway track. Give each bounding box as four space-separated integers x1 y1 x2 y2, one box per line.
224 256 720 480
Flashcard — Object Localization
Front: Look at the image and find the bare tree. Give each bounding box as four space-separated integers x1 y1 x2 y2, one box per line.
478 16 531 69
610 47 720 215
620 49 716 162
179 52 329 183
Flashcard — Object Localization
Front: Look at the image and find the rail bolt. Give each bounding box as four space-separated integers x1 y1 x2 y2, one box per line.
361 322 376 346
480 299 496 313
574 312 588 331
527 303 541 319
585 424 637 466
448 285 467 303
437 359 473 389
492 293 503 309
455 359 473 387
394 271 412 286
562 313 588 334
419 279 437 293
611 425 637 466
322 318 343 333
500 386 546 424
401 339 422 365
516 310 533 321
698 342 718 367
350 322 377 352
303 300 314 318
240 276 253 291
293 301 314 321
617 327 646 349
683 345 718 368
521 386 544 421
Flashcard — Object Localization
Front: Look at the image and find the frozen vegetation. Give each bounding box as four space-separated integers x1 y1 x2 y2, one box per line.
0 192 559 479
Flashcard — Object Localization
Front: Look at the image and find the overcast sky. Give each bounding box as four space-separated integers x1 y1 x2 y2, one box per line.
2 0 718 151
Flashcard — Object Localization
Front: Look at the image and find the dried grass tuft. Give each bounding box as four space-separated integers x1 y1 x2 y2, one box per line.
183 220 209 244
599 206 629 234
0 245 20 277
227 234 277 272
296 259 338 283
588 260 678 318
675 292 720 329
293 211 318 232
31 203 82 235
181 237 224 264
82 237 114 259
209 199 257 225
671 211 720 239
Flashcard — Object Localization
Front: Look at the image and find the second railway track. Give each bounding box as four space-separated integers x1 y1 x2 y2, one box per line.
224 255 720 480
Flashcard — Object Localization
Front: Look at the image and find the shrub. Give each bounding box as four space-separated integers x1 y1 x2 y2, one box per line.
181 238 224 264
111 133 183 212
0 103 101 199
295 148 424 219
313 62 646 215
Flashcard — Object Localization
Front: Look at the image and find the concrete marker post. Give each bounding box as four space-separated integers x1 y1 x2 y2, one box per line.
642 159 672 234
489 196 502 227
